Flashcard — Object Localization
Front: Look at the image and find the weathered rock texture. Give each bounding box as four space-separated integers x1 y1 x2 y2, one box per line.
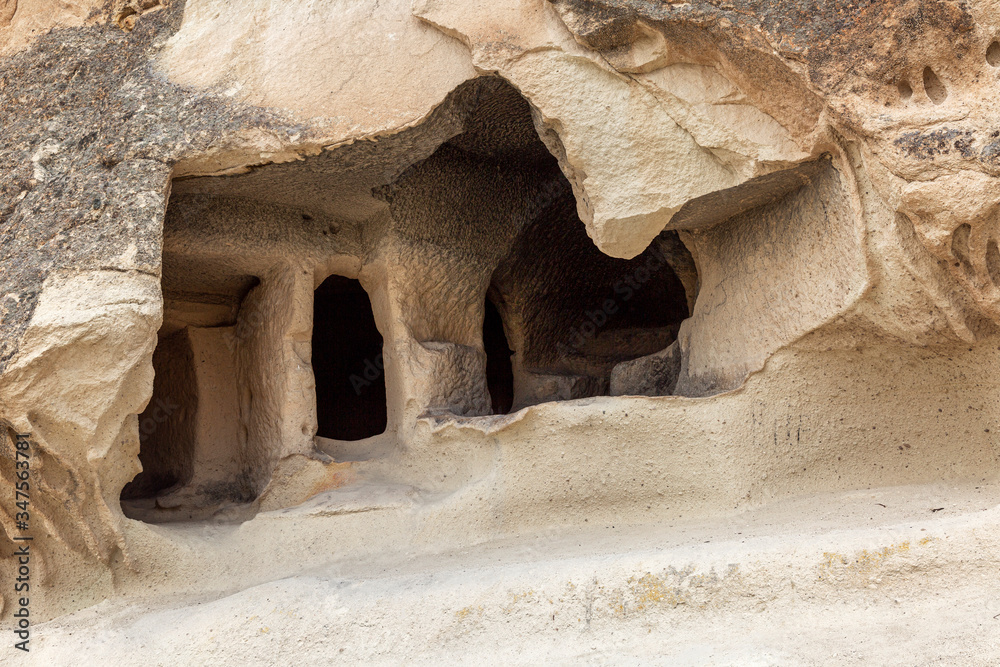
2 0 1000 662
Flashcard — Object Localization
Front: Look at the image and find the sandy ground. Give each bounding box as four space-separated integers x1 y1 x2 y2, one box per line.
11 480 1000 666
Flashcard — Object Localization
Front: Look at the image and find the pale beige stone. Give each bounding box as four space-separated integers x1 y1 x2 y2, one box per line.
7 1 1000 662
414 0 810 258
0 0 101 57
159 0 477 140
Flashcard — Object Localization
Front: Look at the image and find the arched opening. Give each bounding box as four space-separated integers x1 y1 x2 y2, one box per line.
312 275 387 441
378 77 697 413
484 298 514 415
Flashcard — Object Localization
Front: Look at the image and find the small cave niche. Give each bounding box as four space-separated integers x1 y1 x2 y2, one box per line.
489 189 693 408
120 185 286 523
312 275 387 441
120 263 260 522
952 222 974 277
121 329 197 503
897 79 913 102
988 41 1000 67
484 297 514 415
922 66 948 105
987 240 1000 287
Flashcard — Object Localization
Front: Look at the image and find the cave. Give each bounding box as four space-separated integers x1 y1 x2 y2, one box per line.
378 76 698 413
312 274 387 441
119 76 697 523
121 329 197 503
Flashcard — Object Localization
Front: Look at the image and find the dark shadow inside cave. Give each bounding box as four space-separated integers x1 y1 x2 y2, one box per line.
312 274 387 441
484 297 515 415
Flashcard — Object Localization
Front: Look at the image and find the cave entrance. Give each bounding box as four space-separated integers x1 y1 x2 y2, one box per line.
312 275 387 441
484 298 514 415
120 270 259 523
486 174 695 409
377 76 697 414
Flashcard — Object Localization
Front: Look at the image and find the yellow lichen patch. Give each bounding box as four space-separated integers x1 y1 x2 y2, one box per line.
822 552 849 568
819 541 920 583
502 589 537 614
454 605 483 621
606 567 732 617
629 573 685 611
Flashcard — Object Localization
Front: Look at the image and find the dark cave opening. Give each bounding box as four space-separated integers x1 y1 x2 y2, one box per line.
484 298 515 415
404 76 697 407
312 274 387 441
120 328 196 502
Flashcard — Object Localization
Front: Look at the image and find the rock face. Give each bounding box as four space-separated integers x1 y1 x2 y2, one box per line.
2 0 1000 662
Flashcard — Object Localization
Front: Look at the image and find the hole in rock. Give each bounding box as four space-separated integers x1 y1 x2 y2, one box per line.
988 41 1000 67
376 77 696 412
987 240 1000 287
490 195 692 408
312 275 387 441
122 329 196 502
484 298 514 415
952 223 973 276
437 79 693 409
897 79 913 101
923 66 948 105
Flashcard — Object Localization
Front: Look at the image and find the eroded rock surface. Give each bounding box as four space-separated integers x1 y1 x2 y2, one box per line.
2 0 1000 661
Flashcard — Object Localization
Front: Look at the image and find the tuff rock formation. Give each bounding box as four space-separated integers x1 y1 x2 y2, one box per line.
2 0 1000 663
